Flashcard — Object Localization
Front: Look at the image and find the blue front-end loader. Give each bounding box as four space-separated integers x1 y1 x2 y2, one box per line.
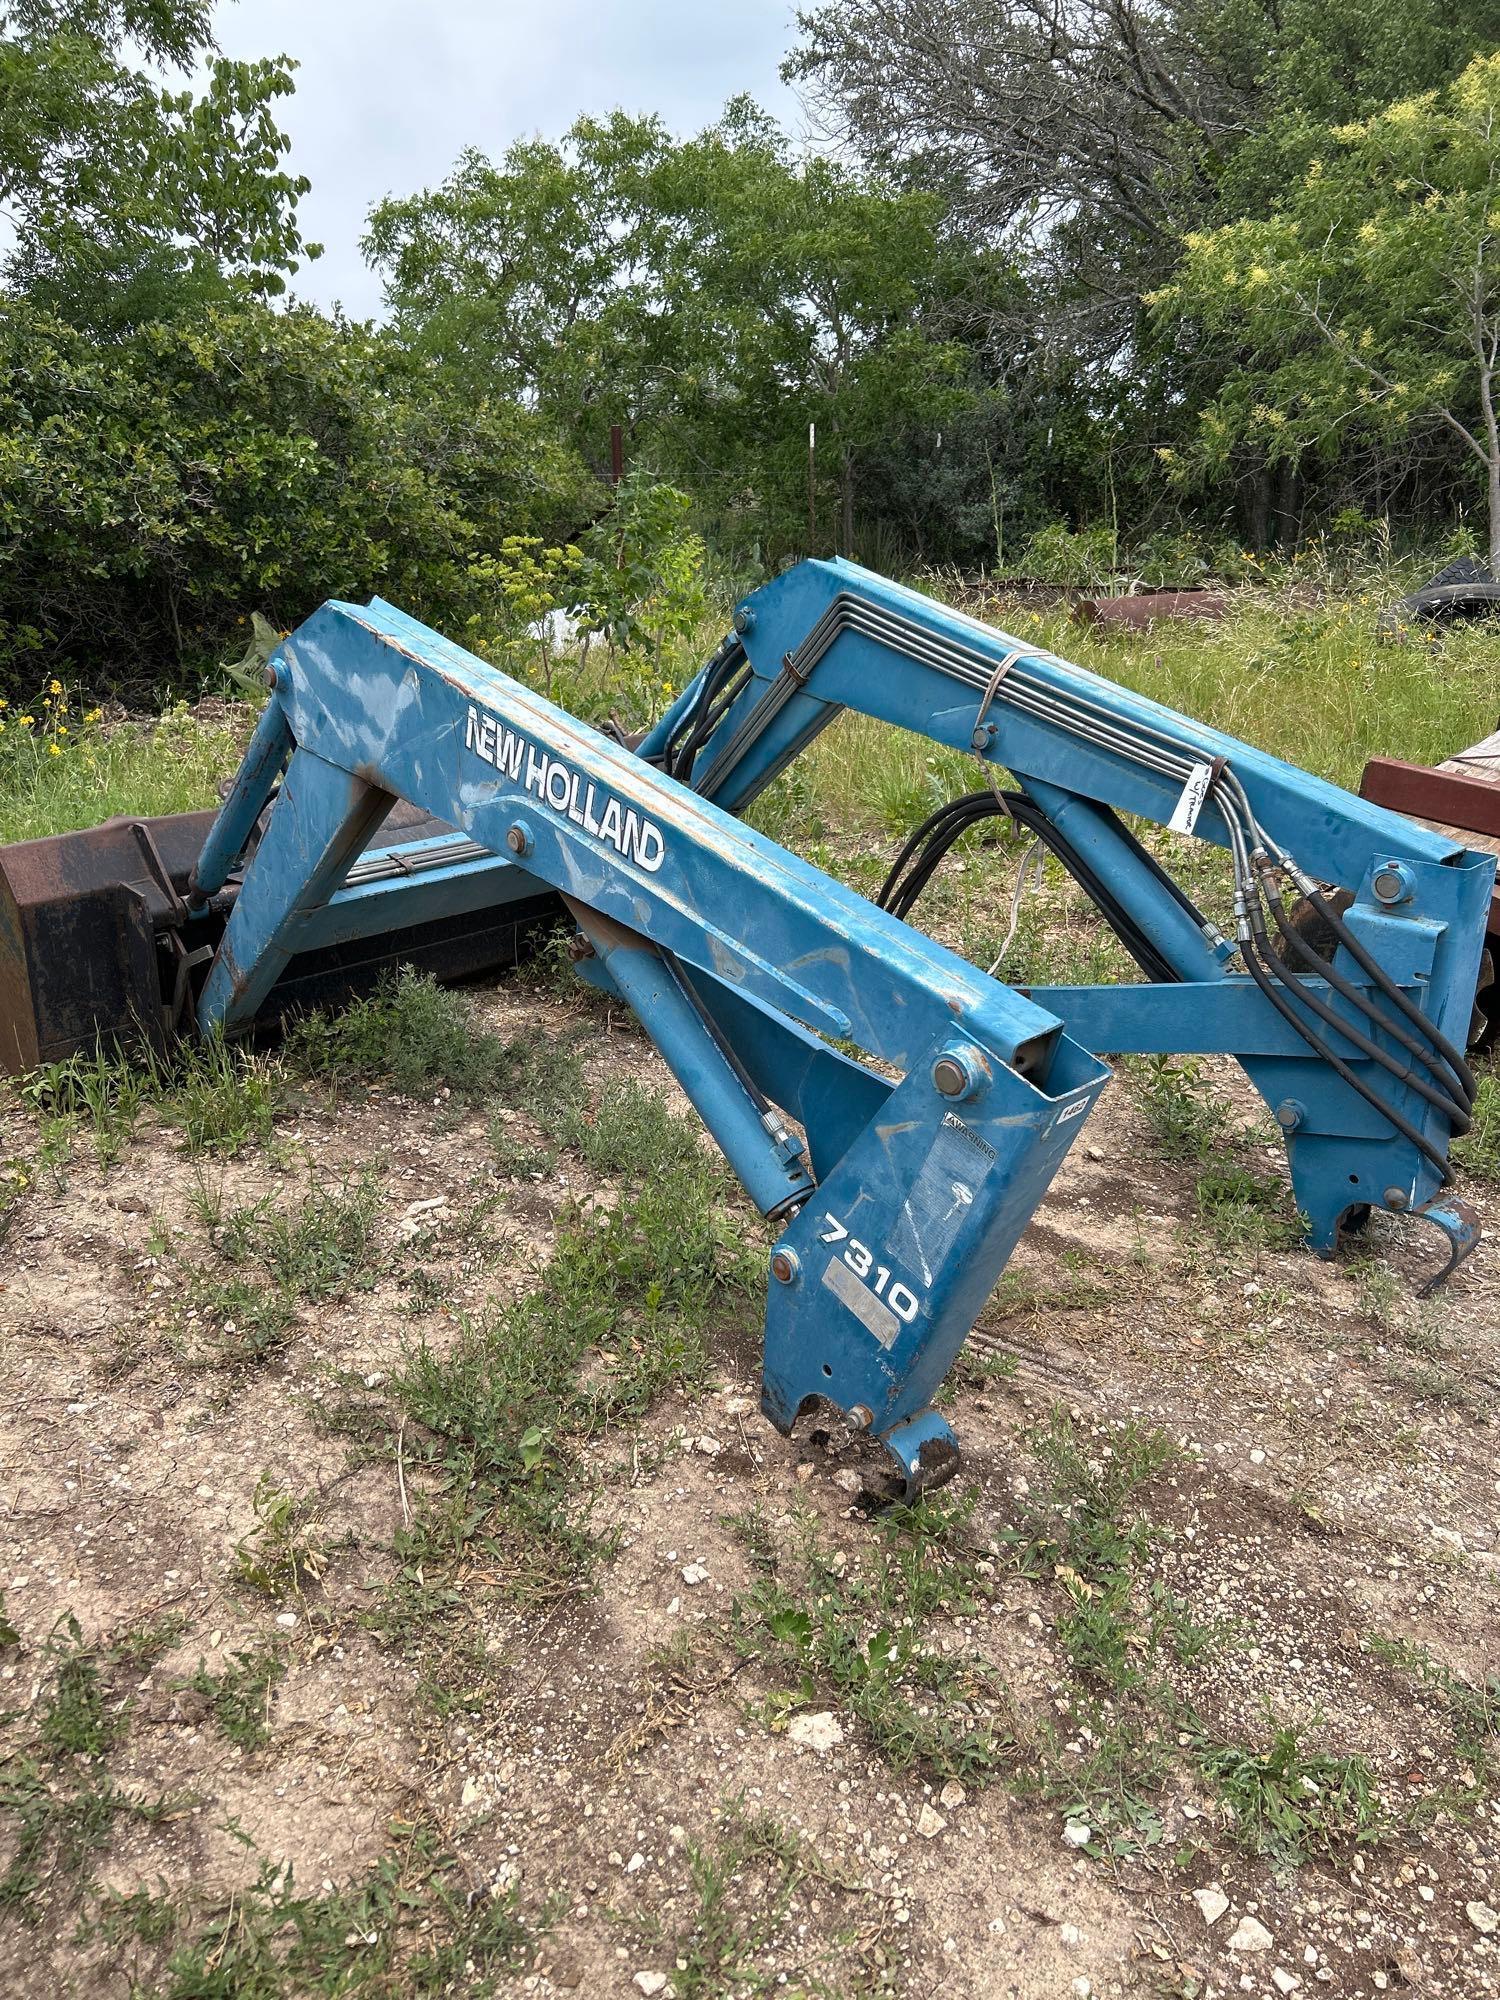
3 561 1491 1494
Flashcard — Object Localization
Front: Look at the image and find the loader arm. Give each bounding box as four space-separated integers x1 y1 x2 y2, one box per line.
187 562 1495 1491
193 594 1109 1494
639 561 1494 1275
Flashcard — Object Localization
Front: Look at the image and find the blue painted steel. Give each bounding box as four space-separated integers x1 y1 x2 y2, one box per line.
570 906 815 1218
672 558 1493 1261
695 560 1471 882
194 592 1109 1494
189 680 292 903
190 560 1495 1489
762 1028 1103 1457
1020 778 1228 981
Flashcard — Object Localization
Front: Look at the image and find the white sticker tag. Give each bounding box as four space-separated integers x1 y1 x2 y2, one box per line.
1168 761 1214 836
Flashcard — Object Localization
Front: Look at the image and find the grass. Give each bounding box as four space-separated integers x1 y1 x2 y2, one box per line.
178 1645 288 1751
0 696 253 846
1201 1724 1383 1864
634 1803 849 2000
174 1170 382 1366
1368 1632 1500 1786
110 1822 553 1996
732 1499 1014 1783
748 583 1500 845
1455 1063 1500 1184
22 1035 278 1163
284 967 571 1104
0 1615 190 1917
370 1083 764 1680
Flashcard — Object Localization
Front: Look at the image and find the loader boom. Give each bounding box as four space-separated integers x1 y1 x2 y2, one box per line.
182 560 1493 1494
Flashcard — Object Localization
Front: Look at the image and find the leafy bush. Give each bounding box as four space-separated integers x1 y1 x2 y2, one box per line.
1017 522 1119 587
0 299 596 700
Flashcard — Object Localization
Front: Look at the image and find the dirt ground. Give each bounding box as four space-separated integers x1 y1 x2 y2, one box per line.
1 968 1497 2000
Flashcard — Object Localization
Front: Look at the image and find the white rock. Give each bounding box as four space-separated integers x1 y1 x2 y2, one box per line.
397 1196 449 1238
681 1562 710 1586
275 1612 298 1629
1193 1888 1230 1927
939 1779 966 1810
1228 1916 1274 1954
633 1976 668 1997
1467 1901 1499 1936
694 1435 722 1456
625 1851 646 1873
787 1711 844 1752
916 1804 947 1839
1061 1820 1092 1849
1272 1971 1301 1995
1071 1980 1094 1999
460 1777 483 1808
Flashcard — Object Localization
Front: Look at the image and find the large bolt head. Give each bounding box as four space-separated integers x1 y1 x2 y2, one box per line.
770 1248 800 1284
936 1056 980 1104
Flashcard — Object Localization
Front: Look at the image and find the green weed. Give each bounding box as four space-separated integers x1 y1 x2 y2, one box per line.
1019 1710 1174 1861
153 1823 552 1994
1455 1065 1500 1184
178 1645 287 1751
1368 1633 1500 1781
0 1616 188 1916
285 968 580 1111
154 1036 279 1154
667 1806 825 2000
20 1034 276 1162
178 1272 298 1365
0 700 251 848
216 1169 381 1300
1201 1723 1383 1864
1008 1411 1187 1691
175 1170 382 1366
0 1153 28 1241
233 1474 330 1599
1130 1056 1234 1164
19 1044 146 1166
735 1501 1012 1782
1193 1160 1303 1254
381 1095 753 1630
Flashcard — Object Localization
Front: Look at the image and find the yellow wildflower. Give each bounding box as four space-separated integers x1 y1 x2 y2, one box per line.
47 742 60 756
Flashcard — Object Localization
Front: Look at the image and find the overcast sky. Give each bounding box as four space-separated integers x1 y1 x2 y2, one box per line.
210 1 804 320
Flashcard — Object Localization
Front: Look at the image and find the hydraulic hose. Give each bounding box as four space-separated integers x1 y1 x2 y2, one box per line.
1239 930 1453 1184
1267 889 1473 1121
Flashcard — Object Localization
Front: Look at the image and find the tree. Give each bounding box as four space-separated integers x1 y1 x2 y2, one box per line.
362 113 670 413
787 0 1500 369
364 102 970 559
0 0 319 322
1154 53 1500 567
